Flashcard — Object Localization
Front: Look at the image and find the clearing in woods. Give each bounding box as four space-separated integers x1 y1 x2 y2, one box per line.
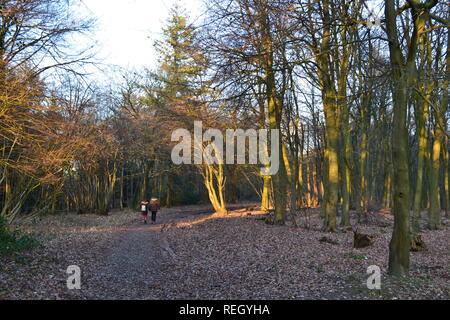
1 204 449 299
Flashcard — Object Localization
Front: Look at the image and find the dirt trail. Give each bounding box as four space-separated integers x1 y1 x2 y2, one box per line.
86 225 161 299
84 205 222 299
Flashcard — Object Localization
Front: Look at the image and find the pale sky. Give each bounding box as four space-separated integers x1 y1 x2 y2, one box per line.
72 0 382 83
78 0 203 77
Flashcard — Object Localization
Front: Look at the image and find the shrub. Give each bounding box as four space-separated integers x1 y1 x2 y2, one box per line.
0 216 41 256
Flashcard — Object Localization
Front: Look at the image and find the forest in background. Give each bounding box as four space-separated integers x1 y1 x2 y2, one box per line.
0 0 448 278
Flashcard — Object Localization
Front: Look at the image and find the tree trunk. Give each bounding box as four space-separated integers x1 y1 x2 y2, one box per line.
428 121 443 229
261 175 271 211
385 0 424 277
412 93 429 232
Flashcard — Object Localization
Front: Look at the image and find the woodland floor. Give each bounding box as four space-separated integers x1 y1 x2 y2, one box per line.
0 204 449 300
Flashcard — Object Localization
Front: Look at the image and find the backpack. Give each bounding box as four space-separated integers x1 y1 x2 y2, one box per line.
140 201 148 212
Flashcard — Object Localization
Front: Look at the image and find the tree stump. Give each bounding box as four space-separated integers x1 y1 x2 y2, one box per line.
410 233 427 252
353 230 377 248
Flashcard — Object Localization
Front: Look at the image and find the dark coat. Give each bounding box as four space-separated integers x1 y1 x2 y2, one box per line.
148 199 160 212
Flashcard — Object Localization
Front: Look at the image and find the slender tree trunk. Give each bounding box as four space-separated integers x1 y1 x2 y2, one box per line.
261 176 271 211
262 7 287 225
283 143 298 225
443 27 450 218
341 130 351 226
428 121 443 229
316 0 338 232
385 0 437 276
383 163 392 209
412 95 429 231
444 136 449 218
119 165 124 210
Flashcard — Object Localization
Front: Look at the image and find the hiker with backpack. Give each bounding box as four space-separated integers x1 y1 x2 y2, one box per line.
148 197 161 224
139 199 149 224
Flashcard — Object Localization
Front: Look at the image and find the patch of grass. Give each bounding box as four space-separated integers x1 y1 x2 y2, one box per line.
420 265 444 271
388 274 432 287
0 216 41 257
345 272 444 300
344 274 384 299
39 232 58 241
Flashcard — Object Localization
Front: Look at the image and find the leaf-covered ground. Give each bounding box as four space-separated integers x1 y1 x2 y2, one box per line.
0 205 449 300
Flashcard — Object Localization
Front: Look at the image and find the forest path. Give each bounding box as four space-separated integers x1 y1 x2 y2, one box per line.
87 224 163 299
85 207 206 299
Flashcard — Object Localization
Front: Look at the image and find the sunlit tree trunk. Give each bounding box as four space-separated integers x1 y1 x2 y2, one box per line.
261 175 271 211
261 5 287 225
316 1 338 232
412 34 432 232
427 12 448 229
428 112 443 229
359 93 370 222
337 20 352 227
201 163 227 215
283 143 298 225
444 137 449 218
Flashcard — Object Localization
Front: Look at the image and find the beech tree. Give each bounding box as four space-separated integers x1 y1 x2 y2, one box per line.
384 0 444 276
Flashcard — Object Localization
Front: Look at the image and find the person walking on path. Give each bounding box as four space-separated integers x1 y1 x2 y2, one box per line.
139 199 149 224
148 197 161 224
